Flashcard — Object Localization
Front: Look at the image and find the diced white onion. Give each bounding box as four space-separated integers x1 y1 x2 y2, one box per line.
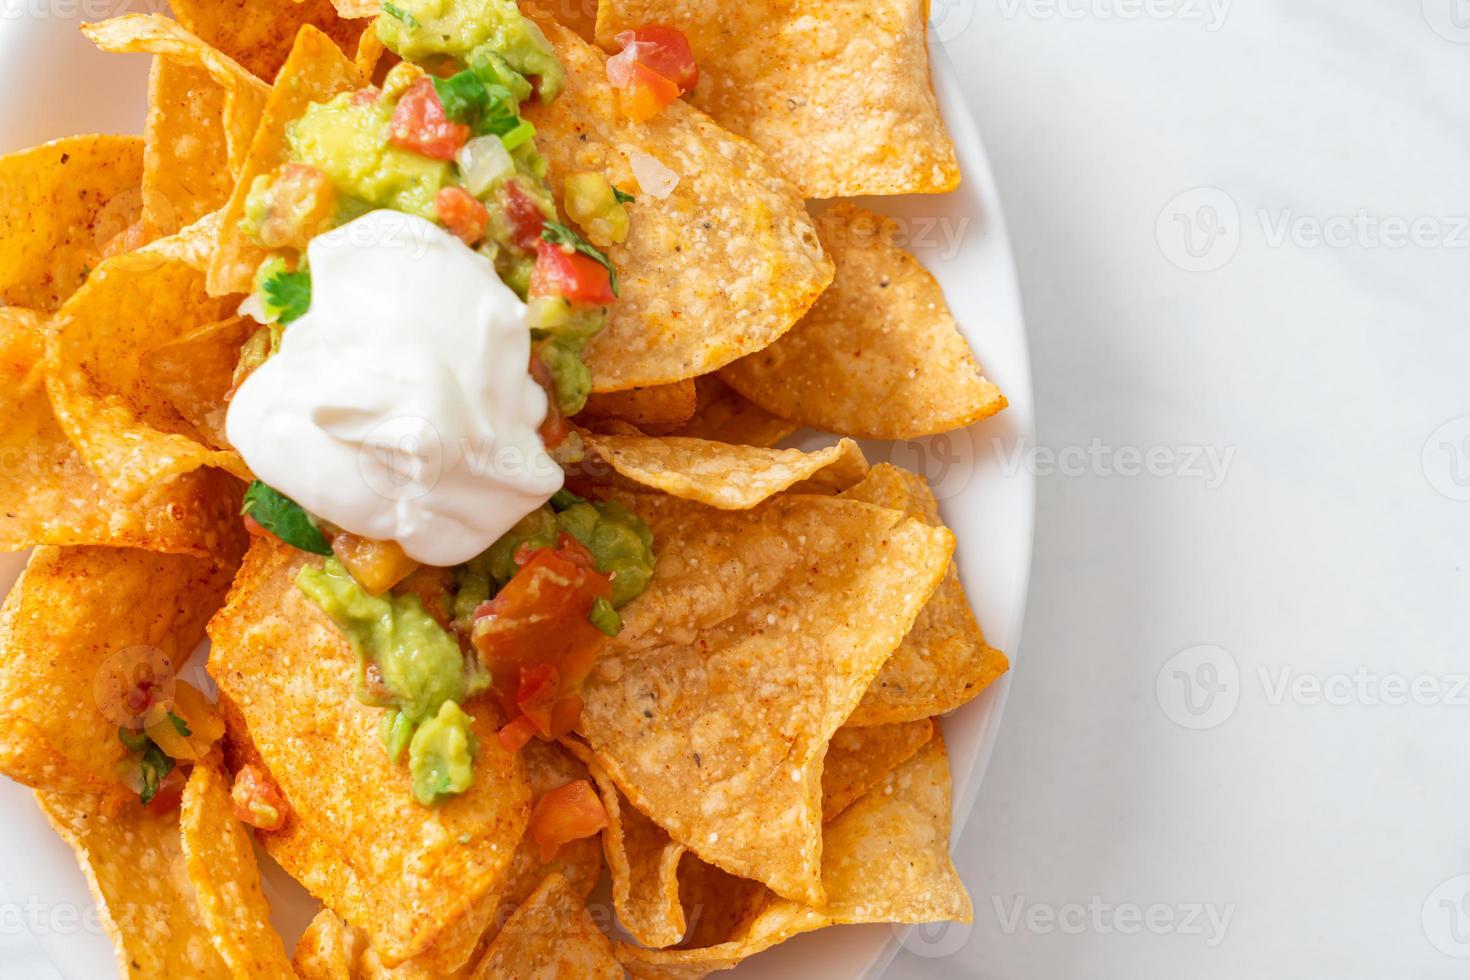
630 149 680 200
456 136 515 197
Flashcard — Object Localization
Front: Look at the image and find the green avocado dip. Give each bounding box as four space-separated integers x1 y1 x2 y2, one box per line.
377 0 565 100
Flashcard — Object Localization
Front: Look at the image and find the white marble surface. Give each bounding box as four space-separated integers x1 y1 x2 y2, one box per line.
890 1 1470 978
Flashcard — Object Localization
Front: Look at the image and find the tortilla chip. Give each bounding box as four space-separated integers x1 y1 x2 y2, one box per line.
207 539 531 965
821 718 933 822
328 0 382 19
596 0 958 199
580 381 698 430
37 792 230 975
0 135 142 312
522 13 833 392
842 464 1008 726
672 376 797 448
0 543 242 798
0 308 243 554
471 873 622 980
578 492 953 906
141 315 255 450
619 735 971 978
44 223 251 501
181 759 295 978
170 0 370 82
208 25 365 296
723 204 1006 440
295 909 369 980
583 433 867 509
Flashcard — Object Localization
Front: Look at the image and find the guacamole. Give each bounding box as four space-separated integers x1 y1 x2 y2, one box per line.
409 700 478 805
378 0 565 100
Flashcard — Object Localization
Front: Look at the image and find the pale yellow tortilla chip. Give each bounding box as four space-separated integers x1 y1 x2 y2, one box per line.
38 791 230 976
723 204 1006 440
522 12 833 392
672 376 797 448
0 308 243 554
596 0 958 199
295 909 369 980
822 718 933 822
208 25 365 295
578 492 953 906
471 873 623 980
0 543 242 798
0 135 142 312
619 735 971 978
171 0 370 82
141 315 255 450
582 434 867 509
842 464 1009 726
207 539 532 965
580 381 698 430
44 222 251 501
181 759 295 978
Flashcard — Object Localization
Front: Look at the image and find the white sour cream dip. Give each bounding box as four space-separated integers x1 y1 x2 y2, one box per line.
227 210 564 567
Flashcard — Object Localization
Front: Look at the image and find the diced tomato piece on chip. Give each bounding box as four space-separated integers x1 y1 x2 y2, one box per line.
144 766 187 815
501 180 549 251
242 514 271 539
529 242 615 305
620 62 681 123
472 535 613 741
528 780 608 861
435 186 491 245
615 26 699 94
497 714 541 754
389 77 469 161
231 764 290 831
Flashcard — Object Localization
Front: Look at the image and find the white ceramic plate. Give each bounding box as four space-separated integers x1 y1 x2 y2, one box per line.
0 15 1032 979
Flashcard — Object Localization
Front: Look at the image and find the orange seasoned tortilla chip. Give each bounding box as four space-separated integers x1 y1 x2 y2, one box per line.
842 464 1009 726
724 204 1006 440
0 135 142 312
38 792 230 975
207 539 532 965
328 0 383 19
619 735 971 979
170 0 370 82
141 315 255 450
295 909 369 980
44 223 251 501
596 0 958 199
522 13 833 392
563 737 688 948
181 759 295 978
580 381 698 430
0 308 243 554
471 873 622 980
672 376 797 448
578 493 953 906
0 543 241 798
822 718 933 822
583 433 867 509
208 25 364 296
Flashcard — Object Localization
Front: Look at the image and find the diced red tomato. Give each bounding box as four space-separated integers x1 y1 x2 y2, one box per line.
231 764 290 831
529 241 615 305
144 766 186 815
528 355 569 449
500 180 549 251
243 514 271 539
613 27 699 93
435 186 491 245
497 713 540 754
528 780 608 861
389 77 469 160
472 535 613 744
607 26 697 121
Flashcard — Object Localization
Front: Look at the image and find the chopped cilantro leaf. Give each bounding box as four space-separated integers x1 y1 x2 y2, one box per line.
118 727 149 753
263 268 311 324
382 2 419 28
613 187 636 205
433 71 488 125
167 711 192 737
242 481 333 556
542 220 619 297
138 744 174 805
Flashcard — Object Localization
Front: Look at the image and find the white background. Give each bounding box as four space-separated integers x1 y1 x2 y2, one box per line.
891 1 1470 978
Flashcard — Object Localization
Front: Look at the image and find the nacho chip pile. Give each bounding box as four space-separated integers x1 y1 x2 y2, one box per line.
0 0 1014 976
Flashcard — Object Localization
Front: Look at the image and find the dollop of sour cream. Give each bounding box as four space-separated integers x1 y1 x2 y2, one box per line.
227 210 564 568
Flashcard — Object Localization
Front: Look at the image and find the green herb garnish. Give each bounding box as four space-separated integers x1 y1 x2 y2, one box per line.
167 712 192 737
263 267 311 325
138 743 174 805
541 220 619 297
613 188 636 205
118 727 150 753
242 481 333 556
382 2 419 28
